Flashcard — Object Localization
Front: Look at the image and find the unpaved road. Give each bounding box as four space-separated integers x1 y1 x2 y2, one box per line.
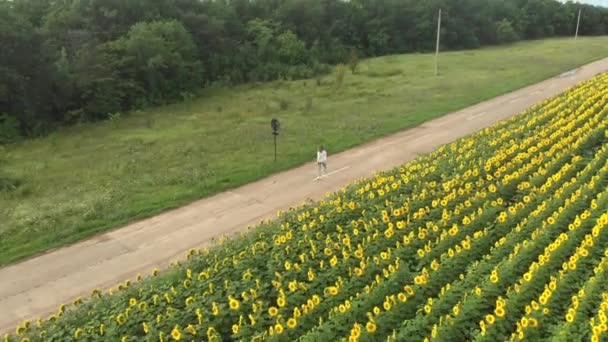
1 57 608 333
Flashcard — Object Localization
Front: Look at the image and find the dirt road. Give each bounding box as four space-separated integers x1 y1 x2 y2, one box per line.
1 57 608 333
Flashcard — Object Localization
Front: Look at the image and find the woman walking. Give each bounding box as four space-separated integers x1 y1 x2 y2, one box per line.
317 146 327 179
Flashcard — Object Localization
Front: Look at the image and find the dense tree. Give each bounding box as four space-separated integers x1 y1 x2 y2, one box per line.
496 18 521 43
1 0 607 141
114 20 203 103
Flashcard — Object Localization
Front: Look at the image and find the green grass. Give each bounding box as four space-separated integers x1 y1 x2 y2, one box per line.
1 37 607 267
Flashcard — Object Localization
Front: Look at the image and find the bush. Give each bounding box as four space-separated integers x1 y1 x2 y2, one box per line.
349 49 359 74
279 98 289 111
496 19 520 44
0 114 21 144
286 65 314 80
304 97 313 112
0 148 21 192
335 64 347 88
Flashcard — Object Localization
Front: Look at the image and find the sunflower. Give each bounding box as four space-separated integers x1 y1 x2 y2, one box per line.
404 286 414 296
566 313 574 323
140 322 149 334
139 301 148 311
269 307 279 316
366 322 377 333
531 301 540 310
277 297 286 307
171 326 182 341
431 260 440 271
275 323 284 334
383 301 392 311
185 297 195 306
415 275 426 285
287 318 297 329
485 314 495 325
229 296 240 310
15 326 25 335
330 256 338 267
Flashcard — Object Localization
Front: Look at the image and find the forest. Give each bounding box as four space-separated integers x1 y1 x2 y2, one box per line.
1 0 607 141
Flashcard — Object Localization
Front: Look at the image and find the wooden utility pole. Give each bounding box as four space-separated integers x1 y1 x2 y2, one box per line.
575 8 581 40
435 8 442 76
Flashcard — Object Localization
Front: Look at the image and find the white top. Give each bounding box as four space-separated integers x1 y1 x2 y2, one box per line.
317 150 327 163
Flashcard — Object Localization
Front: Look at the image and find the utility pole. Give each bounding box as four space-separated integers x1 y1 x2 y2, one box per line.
575 8 581 40
270 118 280 162
435 8 442 76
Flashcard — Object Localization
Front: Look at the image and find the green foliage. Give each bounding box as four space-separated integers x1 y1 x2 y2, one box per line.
496 19 520 44
1 0 608 137
335 64 347 88
0 146 21 192
0 114 20 144
114 20 203 104
349 49 360 75
304 97 313 112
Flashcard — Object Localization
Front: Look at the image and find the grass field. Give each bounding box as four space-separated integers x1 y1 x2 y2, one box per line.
1 37 607 267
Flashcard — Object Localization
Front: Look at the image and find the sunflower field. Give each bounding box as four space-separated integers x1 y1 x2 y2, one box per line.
7 72 608 342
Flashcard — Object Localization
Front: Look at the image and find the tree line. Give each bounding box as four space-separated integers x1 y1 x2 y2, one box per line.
1 0 607 142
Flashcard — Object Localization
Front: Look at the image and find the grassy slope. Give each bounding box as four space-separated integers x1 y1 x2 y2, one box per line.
1 37 607 266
